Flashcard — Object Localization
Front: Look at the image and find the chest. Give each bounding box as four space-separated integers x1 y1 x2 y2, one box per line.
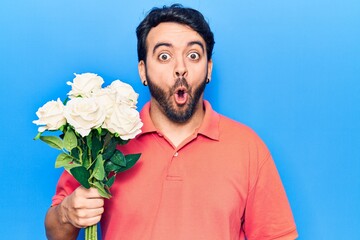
105 136 250 222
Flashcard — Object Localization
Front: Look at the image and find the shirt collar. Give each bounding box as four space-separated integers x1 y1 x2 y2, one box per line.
137 100 220 141
197 100 220 141
138 102 157 135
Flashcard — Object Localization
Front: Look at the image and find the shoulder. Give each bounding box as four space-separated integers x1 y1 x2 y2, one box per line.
203 100 269 154
202 101 263 144
216 114 271 162
218 114 262 143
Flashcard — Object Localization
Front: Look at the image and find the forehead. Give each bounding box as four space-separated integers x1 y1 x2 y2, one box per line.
146 22 205 49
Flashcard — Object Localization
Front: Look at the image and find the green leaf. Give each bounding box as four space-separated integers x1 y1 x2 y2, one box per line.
101 128 109 137
55 153 73 168
63 97 69 105
90 155 105 181
40 136 63 150
110 151 126 167
126 153 141 164
117 153 141 173
70 147 80 162
81 145 91 169
59 125 65 132
64 163 81 172
91 181 111 199
115 136 129 145
104 161 121 173
91 133 103 160
102 139 117 160
63 128 77 151
70 166 90 189
86 132 93 149
105 175 115 188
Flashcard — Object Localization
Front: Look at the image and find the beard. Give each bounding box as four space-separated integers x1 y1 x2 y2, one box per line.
146 71 207 123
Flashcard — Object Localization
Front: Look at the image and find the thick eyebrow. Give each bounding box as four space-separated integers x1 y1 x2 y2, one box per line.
152 42 172 55
187 41 205 53
152 41 205 55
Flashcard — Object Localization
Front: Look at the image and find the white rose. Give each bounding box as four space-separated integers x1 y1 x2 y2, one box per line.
103 104 143 140
33 98 66 132
67 73 104 98
64 97 106 137
92 88 116 118
108 80 139 108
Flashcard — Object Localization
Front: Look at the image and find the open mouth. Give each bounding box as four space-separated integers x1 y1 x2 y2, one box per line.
174 87 188 105
177 89 185 97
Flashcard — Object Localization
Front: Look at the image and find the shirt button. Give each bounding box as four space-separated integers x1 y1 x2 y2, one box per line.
174 152 179 157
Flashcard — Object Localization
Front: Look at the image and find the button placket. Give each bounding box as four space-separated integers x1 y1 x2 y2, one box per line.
166 150 183 180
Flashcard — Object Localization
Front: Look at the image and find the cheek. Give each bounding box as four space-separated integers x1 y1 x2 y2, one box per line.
146 63 174 83
189 64 208 80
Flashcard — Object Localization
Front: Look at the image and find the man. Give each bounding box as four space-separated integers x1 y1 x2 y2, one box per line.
45 4 298 240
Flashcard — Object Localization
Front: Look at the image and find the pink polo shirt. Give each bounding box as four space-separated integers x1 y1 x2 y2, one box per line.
52 101 298 240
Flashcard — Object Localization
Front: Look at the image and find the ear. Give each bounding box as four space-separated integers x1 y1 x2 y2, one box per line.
138 60 146 83
207 59 213 82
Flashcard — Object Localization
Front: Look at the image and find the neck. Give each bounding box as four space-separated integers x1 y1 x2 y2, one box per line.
150 99 205 147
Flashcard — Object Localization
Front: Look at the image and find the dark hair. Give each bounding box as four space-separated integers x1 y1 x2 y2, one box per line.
136 4 215 62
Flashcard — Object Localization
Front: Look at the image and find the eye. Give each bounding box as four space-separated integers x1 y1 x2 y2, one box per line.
187 52 200 61
158 53 171 61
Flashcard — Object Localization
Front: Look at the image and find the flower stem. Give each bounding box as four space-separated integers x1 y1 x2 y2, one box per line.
85 224 97 240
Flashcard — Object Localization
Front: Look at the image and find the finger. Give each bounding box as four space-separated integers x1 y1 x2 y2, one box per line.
81 187 103 198
75 207 104 219
72 188 103 202
68 207 104 228
72 197 104 209
73 215 102 228
85 198 104 208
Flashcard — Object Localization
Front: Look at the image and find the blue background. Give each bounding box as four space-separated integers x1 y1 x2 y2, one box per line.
1 0 359 239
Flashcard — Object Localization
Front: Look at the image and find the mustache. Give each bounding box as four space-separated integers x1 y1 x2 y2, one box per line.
171 77 189 93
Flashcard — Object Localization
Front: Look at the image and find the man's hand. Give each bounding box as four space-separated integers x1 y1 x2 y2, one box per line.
58 186 104 228
45 186 104 240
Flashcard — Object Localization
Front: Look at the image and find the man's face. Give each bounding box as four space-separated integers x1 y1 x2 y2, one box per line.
138 22 213 123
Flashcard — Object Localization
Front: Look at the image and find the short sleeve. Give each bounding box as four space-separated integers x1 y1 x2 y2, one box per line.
244 154 298 239
51 170 80 206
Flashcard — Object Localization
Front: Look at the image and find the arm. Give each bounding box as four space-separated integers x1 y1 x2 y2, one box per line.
45 204 79 240
244 154 298 239
45 187 104 240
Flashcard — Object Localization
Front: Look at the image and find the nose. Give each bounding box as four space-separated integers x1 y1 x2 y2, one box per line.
174 56 188 78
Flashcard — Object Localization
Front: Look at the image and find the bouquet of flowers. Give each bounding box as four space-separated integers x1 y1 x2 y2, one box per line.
33 73 143 240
